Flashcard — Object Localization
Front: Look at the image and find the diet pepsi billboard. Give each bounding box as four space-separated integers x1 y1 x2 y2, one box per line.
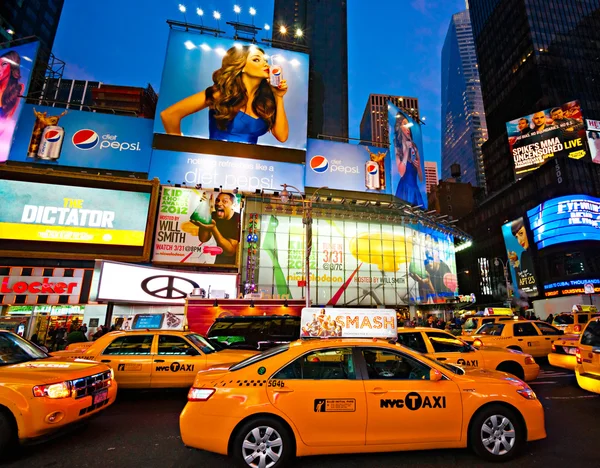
305 139 392 194
8 104 154 173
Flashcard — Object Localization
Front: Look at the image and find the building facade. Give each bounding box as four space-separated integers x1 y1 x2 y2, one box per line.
359 94 420 147
424 161 439 194
441 9 487 189
428 180 477 221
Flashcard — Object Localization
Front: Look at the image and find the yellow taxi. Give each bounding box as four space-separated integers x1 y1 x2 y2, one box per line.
52 330 256 389
547 335 580 370
465 320 564 358
397 327 539 381
0 331 116 455
552 306 599 335
461 309 516 337
574 317 600 394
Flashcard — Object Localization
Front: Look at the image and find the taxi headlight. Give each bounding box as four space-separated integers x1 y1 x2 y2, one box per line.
188 387 215 402
516 387 536 400
32 381 72 399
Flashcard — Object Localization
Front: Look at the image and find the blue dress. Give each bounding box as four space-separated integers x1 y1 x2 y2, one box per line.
395 147 424 206
208 109 269 144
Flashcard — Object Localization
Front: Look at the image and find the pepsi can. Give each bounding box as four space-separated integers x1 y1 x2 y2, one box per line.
365 161 380 190
269 58 283 87
37 126 64 160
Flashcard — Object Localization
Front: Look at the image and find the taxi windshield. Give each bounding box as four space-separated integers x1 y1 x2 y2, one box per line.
476 322 505 336
554 314 574 325
229 344 290 371
464 318 480 330
419 353 463 375
0 333 48 366
186 334 217 354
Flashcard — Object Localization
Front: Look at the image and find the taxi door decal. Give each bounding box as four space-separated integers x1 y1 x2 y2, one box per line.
457 358 479 367
313 399 356 412
379 393 447 410
117 363 143 371
155 361 195 372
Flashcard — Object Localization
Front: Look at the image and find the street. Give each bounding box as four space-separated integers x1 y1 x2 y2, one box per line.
3 362 600 468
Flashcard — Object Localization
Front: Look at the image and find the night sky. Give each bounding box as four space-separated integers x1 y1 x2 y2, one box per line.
52 0 466 172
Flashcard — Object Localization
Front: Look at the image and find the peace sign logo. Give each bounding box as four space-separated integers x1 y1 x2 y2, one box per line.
141 275 200 300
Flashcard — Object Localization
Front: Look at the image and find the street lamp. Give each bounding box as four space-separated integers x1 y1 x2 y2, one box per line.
280 184 328 308
178 4 188 23
233 4 241 21
249 7 256 25
494 257 511 303
213 10 221 30
196 8 204 25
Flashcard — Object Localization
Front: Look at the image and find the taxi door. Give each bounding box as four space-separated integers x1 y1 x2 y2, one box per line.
579 320 600 375
423 331 483 370
266 347 367 447
512 322 545 356
95 334 155 388
359 346 463 444
150 334 206 388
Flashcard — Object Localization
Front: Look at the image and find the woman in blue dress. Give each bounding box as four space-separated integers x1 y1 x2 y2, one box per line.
393 114 424 205
160 45 289 144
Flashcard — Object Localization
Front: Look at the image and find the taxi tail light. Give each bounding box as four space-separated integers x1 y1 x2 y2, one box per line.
32 381 72 399
576 348 582 365
551 344 556 352
524 356 536 365
574 325 582 333
188 387 216 402
516 387 536 400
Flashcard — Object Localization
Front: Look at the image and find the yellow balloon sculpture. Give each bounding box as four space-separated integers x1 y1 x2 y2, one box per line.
349 232 413 272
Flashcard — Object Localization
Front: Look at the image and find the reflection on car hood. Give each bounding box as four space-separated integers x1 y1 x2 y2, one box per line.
462 367 527 385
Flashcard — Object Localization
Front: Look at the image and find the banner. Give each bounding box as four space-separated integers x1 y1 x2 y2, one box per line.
153 187 241 267
0 179 150 246
300 308 397 338
155 30 308 150
501 218 538 297
8 104 154 172
387 103 427 207
507 101 586 179
586 119 600 164
0 41 39 163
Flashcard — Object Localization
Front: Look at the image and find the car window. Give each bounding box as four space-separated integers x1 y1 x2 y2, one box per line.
514 323 539 337
482 318 495 325
554 314 574 325
535 322 561 336
229 344 290 371
577 314 589 324
186 333 216 354
581 321 600 347
426 332 467 353
361 348 430 380
102 335 153 355
157 335 196 355
274 347 355 380
476 323 504 336
397 332 428 353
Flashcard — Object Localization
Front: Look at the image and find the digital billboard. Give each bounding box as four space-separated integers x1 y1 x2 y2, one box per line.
387 103 427 208
153 187 242 267
0 179 151 246
251 215 457 306
154 30 309 150
527 195 600 249
501 218 538 297
507 101 586 179
586 119 600 164
148 149 304 192
0 41 39 163
305 139 391 194
8 104 154 172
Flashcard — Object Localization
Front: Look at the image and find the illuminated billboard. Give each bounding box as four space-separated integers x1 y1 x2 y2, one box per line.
586 119 600 164
501 218 538 297
507 101 586 179
527 195 600 249
154 30 308 150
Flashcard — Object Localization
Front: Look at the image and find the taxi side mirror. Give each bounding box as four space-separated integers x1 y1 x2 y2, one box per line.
430 369 443 382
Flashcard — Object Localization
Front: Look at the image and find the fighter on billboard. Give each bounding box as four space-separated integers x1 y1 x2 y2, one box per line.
155 30 309 150
507 101 586 179
0 41 39 163
501 218 538 297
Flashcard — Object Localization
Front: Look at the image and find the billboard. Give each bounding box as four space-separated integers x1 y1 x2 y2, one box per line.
501 218 538 297
507 101 586 179
387 103 427 207
586 119 600 164
8 104 154 172
153 187 242 267
148 149 304 192
0 179 151 246
154 30 309 150
252 215 457 306
305 139 391 193
527 195 600 249
300 308 396 338
0 41 40 163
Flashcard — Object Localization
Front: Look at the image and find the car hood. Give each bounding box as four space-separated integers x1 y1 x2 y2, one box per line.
461 367 527 385
0 356 109 384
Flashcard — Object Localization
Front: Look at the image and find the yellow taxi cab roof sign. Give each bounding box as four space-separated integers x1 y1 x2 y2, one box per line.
483 307 513 316
300 308 397 339
572 304 598 313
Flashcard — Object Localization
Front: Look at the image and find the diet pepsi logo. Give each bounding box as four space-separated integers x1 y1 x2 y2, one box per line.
271 66 282 76
366 162 378 175
310 155 329 173
44 130 62 142
72 129 99 150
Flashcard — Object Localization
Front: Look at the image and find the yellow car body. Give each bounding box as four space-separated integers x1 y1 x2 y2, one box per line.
397 327 539 381
52 330 256 389
552 311 600 335
462 316 516 337
547 336 580 370
574 317 600 394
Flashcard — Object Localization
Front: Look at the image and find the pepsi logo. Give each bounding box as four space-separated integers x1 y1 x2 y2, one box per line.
72 129 99 150
310 155 329 173
367 162 379 175
44 130 62 142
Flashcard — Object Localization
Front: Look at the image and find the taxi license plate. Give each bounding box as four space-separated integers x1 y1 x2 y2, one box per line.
93 389 108 405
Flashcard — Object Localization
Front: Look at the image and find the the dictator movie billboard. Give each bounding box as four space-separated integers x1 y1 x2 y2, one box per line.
507 100 586 179
153 187 242 267
8 104 154 172
501 218 538 297
0 179 151 246
154 30 309 150
0 41 39 163
387 103 427 208
251 215 457 306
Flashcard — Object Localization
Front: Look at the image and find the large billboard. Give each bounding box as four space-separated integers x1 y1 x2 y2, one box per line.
305 139 391 193
586 119 600 164
501 218 538 297
0 179 151 246
8 104 154 172
252 215 457 306
387 103 427 208
507 101 586 179
148 149 304 192
154 30 309 150
0 41 39 163
152 187 242 267
527 195 600 249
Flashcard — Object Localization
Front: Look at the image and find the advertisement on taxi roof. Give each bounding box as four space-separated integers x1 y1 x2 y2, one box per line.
152 187 242 267
501 218 538 297
300 308 396 338
154 30 309 150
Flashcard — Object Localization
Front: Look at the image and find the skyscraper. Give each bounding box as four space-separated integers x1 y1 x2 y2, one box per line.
469 0 600 193
359 94 420 147
273 0 348 139
441 9 488 189
424 161 439 194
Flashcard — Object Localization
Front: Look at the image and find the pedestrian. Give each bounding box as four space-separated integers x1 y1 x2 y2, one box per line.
92 325 105 340
546 314 554 324
67 326 88 345
81 323 88 335
54 326 67 351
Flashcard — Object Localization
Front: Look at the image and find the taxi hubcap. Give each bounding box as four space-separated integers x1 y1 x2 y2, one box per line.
481 414 516 456
242 426 283 468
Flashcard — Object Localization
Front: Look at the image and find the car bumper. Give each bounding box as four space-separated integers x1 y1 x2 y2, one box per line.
575 366 600 394
524 363 540 381
525 400 547 442
548 352 576 371
180 402 238 455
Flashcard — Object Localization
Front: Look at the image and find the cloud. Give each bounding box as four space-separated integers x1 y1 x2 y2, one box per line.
411 0 428 14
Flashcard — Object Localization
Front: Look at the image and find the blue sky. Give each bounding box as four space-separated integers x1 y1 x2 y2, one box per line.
52 0 466 172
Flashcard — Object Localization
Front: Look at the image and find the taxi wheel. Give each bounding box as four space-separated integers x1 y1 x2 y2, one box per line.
496 362 525 380
232 417 294 468
469 405 524 461
0 410 17 459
